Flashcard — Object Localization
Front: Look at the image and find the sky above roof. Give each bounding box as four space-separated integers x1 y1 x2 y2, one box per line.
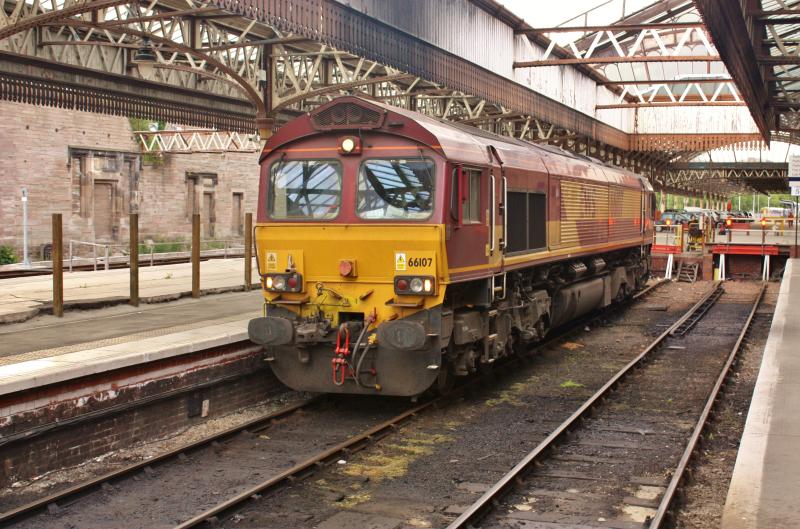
498 1 798 175
500 0 663 28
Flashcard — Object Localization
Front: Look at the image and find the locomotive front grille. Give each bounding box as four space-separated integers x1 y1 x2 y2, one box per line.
311 102 384 130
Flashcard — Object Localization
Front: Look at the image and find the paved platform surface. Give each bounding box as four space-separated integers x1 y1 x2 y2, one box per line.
0 258 258 323
721 258 800 528
655 230 797 247
0 289 264 397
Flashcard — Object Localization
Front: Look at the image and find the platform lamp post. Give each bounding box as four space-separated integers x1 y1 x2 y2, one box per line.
130 213 139 307
795 193 798 258
244 213 253 290
192 213 200 298
52 213 63 317
21 187 31 267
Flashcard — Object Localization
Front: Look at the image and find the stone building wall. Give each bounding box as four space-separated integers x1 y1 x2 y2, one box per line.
0 101 260 260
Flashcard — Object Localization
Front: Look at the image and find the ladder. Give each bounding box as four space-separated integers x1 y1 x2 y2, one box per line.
675 261 699 283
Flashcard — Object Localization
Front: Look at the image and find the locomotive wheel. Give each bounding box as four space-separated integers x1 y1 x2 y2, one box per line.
435 362 455 394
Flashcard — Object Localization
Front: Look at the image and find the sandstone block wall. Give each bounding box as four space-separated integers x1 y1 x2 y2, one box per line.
0 101 260 259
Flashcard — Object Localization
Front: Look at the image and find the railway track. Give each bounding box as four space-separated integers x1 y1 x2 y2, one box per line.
0 397 319 527
0 281 667 529
446 281 765 529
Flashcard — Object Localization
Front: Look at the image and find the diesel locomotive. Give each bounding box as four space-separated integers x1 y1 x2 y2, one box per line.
248 96 655 396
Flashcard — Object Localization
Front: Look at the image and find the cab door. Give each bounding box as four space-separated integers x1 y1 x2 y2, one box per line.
446 164 491 281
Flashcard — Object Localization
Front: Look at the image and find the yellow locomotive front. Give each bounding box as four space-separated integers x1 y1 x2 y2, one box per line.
248 100 451 396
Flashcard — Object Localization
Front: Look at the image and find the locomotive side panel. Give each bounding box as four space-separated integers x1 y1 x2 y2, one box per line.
558 177 610 248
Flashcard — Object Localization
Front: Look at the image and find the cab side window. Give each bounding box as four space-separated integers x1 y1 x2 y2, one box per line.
462 169 482 224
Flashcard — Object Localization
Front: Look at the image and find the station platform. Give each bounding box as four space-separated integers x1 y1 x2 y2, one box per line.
0 258 258 324
721 258 800 528
0 289 263 396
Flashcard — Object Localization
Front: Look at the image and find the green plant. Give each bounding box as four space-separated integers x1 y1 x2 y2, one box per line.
0 245 17 265
129 117 166 166
138 237 188 254
201 241 227 251
559 380 585 389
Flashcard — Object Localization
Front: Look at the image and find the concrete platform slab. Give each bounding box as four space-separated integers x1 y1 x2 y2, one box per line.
0 258 258 323
0 318 258 397
721 259 800 529
0 289 263 362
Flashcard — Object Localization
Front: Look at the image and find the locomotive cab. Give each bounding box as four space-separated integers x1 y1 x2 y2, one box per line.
250 98 457 396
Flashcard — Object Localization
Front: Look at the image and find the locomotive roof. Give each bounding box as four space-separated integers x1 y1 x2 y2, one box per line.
263 96 651 190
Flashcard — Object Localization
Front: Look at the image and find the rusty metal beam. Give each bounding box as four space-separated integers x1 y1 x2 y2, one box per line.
207 0 631 150
758 55 800 65
768 101 800 108
96 7 221 27
598 78 734 86
0 51 256 131
694 0 773 140
597 102 747 109
748 9 800 18
520 22 704 34
515 56 721 68
630 133 764 152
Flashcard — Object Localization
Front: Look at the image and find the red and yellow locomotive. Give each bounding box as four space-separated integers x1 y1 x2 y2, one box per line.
249 96 654 396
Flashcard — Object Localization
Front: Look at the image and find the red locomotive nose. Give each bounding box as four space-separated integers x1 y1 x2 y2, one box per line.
339 260 354 277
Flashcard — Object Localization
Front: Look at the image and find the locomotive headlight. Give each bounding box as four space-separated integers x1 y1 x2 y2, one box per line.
337 136 361 155
264 273 303 293
394 276 435 296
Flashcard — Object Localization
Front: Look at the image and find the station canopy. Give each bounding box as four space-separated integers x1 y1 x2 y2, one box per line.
505 0 791 194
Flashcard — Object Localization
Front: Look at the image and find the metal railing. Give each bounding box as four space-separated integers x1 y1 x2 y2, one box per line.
68 240 111 272
68 238 246 272
44 213 254 318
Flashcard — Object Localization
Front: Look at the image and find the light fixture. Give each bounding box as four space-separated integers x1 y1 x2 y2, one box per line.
133 38 157 63
338 136 361 155
133 38 157 78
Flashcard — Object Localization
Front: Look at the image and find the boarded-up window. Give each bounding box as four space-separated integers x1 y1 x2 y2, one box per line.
203 192 215 238
232 192 244 235
71 154 88 216
506 191 547 253
94 182 114 240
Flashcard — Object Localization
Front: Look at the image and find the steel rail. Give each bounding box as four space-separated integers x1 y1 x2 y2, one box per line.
0 396 322 527
650 282 767 527
446 281 724 529
670 284 724 336
173 397 435 529
173 280 668 529
0 278 665 528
